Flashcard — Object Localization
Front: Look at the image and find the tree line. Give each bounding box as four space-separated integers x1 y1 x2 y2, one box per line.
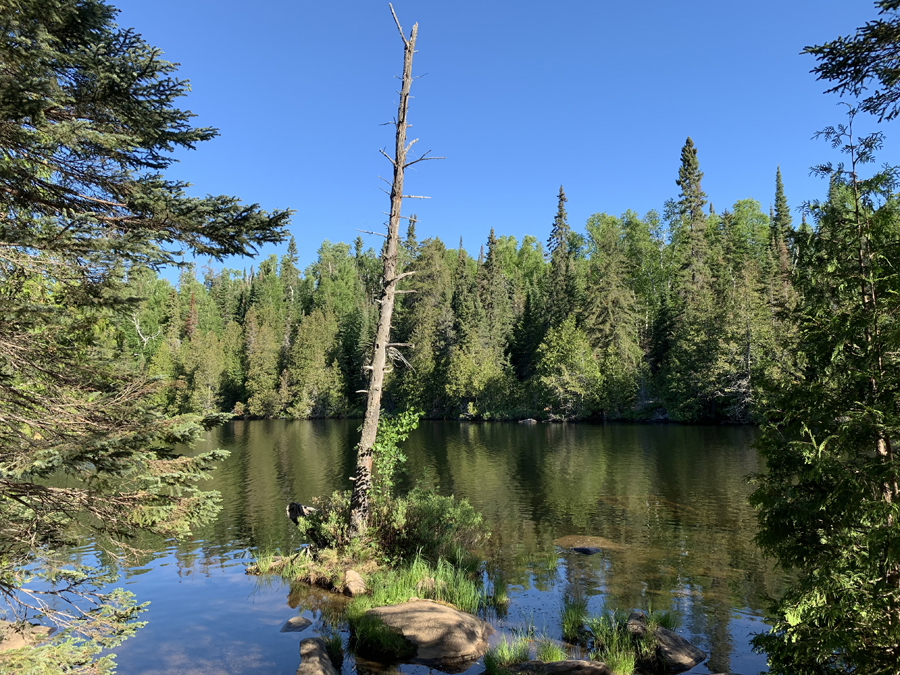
120 138 802 424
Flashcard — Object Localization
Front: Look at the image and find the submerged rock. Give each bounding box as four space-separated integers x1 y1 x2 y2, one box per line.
0 620 53 652
297 637 338 675
509 660 612 675
571 546 602 555
553 535 624 551
342 570 368 597
281 615 312 633
626 611 706 672
365 599 492 670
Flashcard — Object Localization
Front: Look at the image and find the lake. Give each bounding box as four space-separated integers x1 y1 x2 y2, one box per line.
103 420 778 674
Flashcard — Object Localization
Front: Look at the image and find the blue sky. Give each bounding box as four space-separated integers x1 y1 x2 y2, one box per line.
113 0 890 273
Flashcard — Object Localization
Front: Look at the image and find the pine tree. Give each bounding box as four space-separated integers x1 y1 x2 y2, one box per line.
0 2 288 669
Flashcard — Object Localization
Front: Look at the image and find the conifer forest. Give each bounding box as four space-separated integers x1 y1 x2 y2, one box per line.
130 155 798 425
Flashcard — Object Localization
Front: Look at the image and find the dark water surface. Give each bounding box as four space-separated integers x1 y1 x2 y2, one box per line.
108 420 778 674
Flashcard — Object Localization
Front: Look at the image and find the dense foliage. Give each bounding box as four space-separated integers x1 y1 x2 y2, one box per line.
0 1 287 671
751 116 900 674
120 143 798 424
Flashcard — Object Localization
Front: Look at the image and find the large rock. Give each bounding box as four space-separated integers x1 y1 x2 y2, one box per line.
342 570 367 597
626 611 706 673
297 637 338 675
509 660 612 675
365 599 493 669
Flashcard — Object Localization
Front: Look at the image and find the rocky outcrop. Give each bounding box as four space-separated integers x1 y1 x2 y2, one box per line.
365 599 492 669
509 660 612 675
297 637 338 675
626 611 706 672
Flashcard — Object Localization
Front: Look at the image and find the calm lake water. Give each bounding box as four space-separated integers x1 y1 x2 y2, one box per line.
103 420 778 674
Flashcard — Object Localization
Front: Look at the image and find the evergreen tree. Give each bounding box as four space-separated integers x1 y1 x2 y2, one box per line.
0 1 288 670
752 121 900 674
546 186 578 327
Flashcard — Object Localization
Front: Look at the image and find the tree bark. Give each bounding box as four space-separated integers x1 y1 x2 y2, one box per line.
348 7 418 537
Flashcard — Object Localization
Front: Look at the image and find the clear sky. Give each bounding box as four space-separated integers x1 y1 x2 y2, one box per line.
113 0 891 273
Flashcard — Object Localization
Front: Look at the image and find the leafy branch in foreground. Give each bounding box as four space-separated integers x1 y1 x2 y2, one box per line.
0 0 288 670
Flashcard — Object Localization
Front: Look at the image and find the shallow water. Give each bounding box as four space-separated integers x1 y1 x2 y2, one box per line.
105 420 778 674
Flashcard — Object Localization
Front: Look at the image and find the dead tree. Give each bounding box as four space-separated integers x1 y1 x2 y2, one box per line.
348 5 441 536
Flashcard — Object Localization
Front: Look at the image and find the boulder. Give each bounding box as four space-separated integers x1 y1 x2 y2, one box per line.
519 418 538 424
365 599 492 669
509 660 612 675
342 570 368 597
571 547 602 555
626 611 706 673
297 637 338 675
281 615 312 633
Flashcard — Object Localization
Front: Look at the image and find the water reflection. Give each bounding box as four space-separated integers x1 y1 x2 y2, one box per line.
108 421 777 674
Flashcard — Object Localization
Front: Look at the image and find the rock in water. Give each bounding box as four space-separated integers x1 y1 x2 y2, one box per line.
571 546 602 555
625 611 706 672
509 660 612 675
297 637 338 675
364 599 493 669
654 626 707 672
342 569 367 597
281 615 312 633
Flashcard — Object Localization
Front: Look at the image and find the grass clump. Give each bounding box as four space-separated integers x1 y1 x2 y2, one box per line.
483 635 530 675
586 612 635 675
535 637 567 662
560 593 589 643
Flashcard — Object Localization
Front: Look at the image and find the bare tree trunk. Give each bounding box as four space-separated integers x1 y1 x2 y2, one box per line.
348 6 426 537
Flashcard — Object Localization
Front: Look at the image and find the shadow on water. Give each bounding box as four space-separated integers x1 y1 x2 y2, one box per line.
103 421 778 674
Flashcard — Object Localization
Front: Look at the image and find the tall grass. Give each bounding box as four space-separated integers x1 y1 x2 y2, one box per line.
561 593 589 643
483 635 531 675
586 611 634 675
535 637 567 662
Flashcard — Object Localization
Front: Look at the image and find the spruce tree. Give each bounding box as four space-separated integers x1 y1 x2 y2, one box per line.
752 121 900 674
0 1 288 669
546 186 578 327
